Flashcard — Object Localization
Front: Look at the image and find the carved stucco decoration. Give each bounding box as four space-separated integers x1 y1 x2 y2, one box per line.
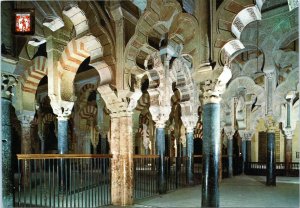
171 56 199 132
201 65 232 105
222 76 265 108
231 6 262 39
124 0 198 90
273 69 299 121
221 76 266 131
1 74 17 100
241 8 298 72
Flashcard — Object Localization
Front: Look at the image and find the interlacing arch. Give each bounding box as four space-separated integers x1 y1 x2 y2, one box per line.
124 0 198 91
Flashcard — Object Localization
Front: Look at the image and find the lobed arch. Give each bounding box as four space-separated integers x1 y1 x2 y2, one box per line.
222 76 265 107
124 0 198 91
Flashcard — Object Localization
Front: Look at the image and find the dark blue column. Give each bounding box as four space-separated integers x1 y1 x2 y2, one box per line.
57 119 68 194
101 135 107 154
242 139 246 174
186 132 194 185
246 140 251 162
58 119 68 154
2 98 13 207
202 103 220 207
156 128 166 194
227 138 233 178
266 132 276 186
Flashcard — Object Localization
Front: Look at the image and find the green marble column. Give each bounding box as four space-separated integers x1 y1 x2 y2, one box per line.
2 98 13 207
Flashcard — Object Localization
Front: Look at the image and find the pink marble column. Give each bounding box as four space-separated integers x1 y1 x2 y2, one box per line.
110 113 133 205
18 113 35 187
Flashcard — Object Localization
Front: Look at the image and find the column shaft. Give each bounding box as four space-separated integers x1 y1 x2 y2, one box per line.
202 103 220 207
227 139 233 178
285 139 292 175
110 115 133 205
57 119 68 154
246 140 251 162
266 132 276 186
57 119 68 194
156 128 166 194
2 99 13 207
40 139 45 154
186 132 194 185
21 123 32 188
242 140 246 173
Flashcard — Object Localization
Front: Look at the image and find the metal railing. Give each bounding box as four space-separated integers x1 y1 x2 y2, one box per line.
133 155 159 199
15 154 112 207
245 162 299 176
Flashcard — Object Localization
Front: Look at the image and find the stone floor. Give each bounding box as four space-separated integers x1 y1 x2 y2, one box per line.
131 175 299 208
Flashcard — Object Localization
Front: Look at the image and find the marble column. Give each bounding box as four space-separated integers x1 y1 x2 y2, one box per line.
266 116 276 186
242 139 246 174
186 131 194 185
201 65 232 207
57 117 68 154
2 98 14 207
283 92 295 174
18 112 35 189
156 125 167 194
224 127 234 178
100 134 107 154
246 140 251 162
2 74 17 207
202 102 220 207
110 113 133 206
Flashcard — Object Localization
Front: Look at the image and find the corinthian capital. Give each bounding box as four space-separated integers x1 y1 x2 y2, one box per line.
242 130 255 141
265 115 276 133
265 71 274 79
1 74 17 99
49 94 74 120
224 126 235 139
202 65 232 105
17 111 35 126
149 105 171 128
181 114 198 133
283 127 294 140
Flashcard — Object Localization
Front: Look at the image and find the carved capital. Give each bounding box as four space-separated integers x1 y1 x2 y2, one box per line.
265 71 274 79
265 115 276 133
149 105 171 129
283 128 294 140
49 94 73 120
17 111 35 127
181 115 198 133
202 65 232 105
224 126 234 139
286 91 296 101
1 74 17 99
243 130 255 141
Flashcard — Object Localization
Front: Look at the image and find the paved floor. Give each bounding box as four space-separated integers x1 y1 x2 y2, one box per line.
132 175 299 208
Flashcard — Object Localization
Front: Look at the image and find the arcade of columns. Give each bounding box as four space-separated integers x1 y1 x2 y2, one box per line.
1 0 299 207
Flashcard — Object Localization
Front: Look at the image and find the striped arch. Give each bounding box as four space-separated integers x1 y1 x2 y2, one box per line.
79 105 97 120
62 4 89 37
58 35 112 101
20 56 47 94
78 83 97 102
42 113 56 124
125 0 181 74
